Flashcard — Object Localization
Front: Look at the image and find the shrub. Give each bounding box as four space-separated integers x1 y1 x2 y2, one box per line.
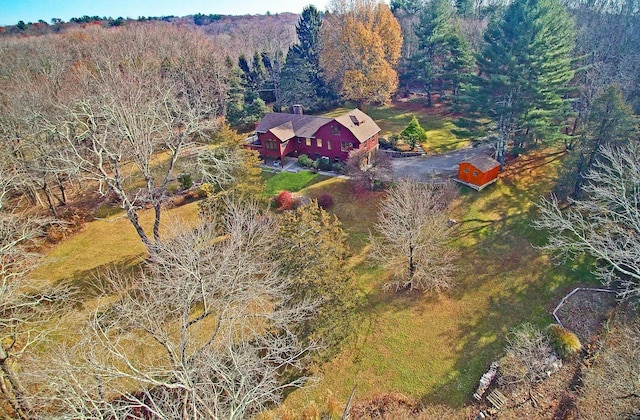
316 157 332 171
275 190 294 210
177 173 193 190
548 324 582 359
332 162 343 173
317 193 334 209
400 116 427 150
499 323 561 391
298 154 313 167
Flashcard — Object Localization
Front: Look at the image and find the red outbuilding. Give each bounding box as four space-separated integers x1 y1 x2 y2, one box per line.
456 155 501 190
246 107 380 166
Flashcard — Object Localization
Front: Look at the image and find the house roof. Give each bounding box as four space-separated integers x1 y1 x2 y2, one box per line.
255 113 332 141
334 108 381 142
461 155 500 172
254 108 380 143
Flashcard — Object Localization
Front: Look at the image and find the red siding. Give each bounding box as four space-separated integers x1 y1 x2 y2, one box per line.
251 122 379 162
458 162 499 187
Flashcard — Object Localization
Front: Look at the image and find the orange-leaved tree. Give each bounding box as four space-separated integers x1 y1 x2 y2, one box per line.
319 0 402 106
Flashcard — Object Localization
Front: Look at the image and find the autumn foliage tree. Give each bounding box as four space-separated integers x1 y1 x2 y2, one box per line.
320 0 403 106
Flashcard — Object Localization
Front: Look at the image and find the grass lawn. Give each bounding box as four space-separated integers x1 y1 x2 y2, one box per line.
33 201 201 287
30 103 597 416
276 148 599 415
264 170 327 196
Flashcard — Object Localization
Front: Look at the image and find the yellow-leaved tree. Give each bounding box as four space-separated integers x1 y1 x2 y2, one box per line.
320 0 402 106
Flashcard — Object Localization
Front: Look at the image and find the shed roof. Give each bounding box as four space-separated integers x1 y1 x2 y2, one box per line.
334 108 381 142
255 113 332 141
461 155 500 172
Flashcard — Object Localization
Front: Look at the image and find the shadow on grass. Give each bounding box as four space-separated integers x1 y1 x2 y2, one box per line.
416 148 599 407
54 255 144 302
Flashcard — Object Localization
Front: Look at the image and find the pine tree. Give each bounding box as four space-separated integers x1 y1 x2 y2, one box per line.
279 5 337 112
275 203 360 358
470 0 575 168
413 0 474 106
571 85 638 196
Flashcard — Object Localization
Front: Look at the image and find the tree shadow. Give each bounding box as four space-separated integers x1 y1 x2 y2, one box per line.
52 255 144 302
415 149 599 407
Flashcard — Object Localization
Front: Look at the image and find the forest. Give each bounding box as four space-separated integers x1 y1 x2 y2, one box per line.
1 0 639 418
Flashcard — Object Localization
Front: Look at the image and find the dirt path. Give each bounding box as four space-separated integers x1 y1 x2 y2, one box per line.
390 143 494 180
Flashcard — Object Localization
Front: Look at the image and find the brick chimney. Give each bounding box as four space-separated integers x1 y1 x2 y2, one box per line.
292 104 303 115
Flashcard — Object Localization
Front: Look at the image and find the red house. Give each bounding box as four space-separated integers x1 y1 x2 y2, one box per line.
246 108 380 165
456 155 500 190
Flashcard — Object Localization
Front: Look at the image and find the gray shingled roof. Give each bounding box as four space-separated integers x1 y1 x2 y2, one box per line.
461 155 500 172
255 113 332 141
334 108 381 142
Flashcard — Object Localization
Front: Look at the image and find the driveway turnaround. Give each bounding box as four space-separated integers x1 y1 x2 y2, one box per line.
390 143 494 180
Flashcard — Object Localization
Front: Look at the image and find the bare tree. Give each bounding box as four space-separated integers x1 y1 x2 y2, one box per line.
42 200 318 419
534 142 640 301
44 24 230 252
0 35 79 216
577 319 640 418
345 148 393 191
370 179 458 292
498 323 561 405
0 208 71 419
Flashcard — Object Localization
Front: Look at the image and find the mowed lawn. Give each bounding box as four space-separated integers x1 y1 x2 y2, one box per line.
29 99 595 415
278 148 597 414
33 201 201 287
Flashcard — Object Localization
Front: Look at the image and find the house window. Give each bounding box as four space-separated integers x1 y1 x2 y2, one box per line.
297 138 302 144
473 171 479 177
327 141 332 150
341 142 351 152
330 125 341 135
306 138 312 146
317 138 322 148
363 139 368 149
463 168 469 174
265 139 277 150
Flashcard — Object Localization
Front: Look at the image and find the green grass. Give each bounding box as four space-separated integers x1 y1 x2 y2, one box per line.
31 102 597 416
279 148 598 414
264 170 322 196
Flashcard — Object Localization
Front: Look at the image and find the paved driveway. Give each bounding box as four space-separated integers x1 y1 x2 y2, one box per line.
391 143 494 180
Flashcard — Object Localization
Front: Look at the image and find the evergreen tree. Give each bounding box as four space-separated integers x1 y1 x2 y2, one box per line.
226 54 268 128
413 0 474 106
400 116 428 149
469 0 575 168
570 85 638 197
279 5 337 112
275 203 360 359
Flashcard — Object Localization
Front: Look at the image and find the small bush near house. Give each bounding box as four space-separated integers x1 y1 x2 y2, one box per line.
332 162 343 173
316 157 333 171
317 193 334 209
547 324 582 360
275 190 295 210
298 154 314 167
